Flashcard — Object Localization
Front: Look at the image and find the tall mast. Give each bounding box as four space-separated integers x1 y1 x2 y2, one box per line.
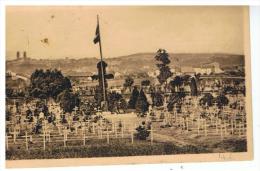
97 15 106 102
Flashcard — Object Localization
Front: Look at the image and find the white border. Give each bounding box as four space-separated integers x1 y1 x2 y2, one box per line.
1 0 260 6
0 1 260 171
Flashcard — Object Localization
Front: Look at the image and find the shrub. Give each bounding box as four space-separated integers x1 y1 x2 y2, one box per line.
135 122 150 140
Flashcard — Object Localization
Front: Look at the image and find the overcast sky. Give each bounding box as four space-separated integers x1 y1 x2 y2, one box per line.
6 6 247 60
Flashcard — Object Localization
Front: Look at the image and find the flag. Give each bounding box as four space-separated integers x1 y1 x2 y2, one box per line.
93 23 100 44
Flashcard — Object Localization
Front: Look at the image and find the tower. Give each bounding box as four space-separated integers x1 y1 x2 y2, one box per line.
16 51 20 60
23 51 27 59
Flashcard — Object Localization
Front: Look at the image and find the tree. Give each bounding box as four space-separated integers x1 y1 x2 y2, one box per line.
57 90 80 113
169 76 183 92
154 49 173 87
215 94 229 108
223 86 238 95
118 98 128 113
123 76 134 91
135 89 149 114
6 88 13 97
29 69 72 99
128 86 139 109
151 92 164 107
141 80 151 86
199 93 214 106
107 91 127 113
135 121 150 140
190 77 198 96
167 92 186 111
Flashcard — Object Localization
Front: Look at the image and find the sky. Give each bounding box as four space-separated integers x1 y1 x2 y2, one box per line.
6 6 247 60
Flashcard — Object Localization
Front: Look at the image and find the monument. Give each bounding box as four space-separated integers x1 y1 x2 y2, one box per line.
92 15 114 110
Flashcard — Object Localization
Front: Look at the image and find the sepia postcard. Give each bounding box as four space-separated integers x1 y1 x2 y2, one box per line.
5 6 253 168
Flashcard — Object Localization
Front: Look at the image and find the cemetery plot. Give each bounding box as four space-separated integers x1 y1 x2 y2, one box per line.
6 94 247 159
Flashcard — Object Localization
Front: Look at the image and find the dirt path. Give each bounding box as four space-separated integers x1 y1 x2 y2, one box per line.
153 132 196 147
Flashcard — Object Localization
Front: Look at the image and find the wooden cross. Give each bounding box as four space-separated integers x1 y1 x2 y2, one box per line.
220 119 223 140
231 118 234 135
106 127 109 144
5 134 12 150
100 126 103 139
46 130 51 142
92 122 95 134
9 130 19 143
182 117 185 130
204 119 207 137
73 123 79 135
83 132 86 146
40 131 46 150
215 118 219 134
57 124 63 135
21 131 30 150
224 121 227 136
131 125 134 144
241 122 245 136
150 125 153 145
63 129 68 147
197 118 200 135
115 123 117 138
121 123 124 138
238 122 242 137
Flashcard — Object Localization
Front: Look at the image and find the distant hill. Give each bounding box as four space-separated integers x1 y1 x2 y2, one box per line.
6 53 244 77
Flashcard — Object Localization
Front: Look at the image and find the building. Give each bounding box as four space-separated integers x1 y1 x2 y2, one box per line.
194 62 224 75
6 71 29 94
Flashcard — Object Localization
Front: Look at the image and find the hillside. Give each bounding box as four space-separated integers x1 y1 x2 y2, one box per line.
6 53 244 77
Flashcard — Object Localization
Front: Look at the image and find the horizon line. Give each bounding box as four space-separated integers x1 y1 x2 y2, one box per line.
6 52 245 61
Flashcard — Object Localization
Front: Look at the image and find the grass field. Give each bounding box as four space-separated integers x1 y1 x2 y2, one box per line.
6 138 246 160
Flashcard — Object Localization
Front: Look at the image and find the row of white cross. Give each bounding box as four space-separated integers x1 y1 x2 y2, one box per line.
6 120 154 151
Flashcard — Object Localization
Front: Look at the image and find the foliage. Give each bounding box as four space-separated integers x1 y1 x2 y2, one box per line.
118 98 128 113
135 89 149 114
6 88 26 97
169 76 183 92
123 76 134 88
182 75 191 84
154 49 170 64
135 121 150 140
81 102 97 120
32 100 49 117
223 86 239 95
154 49 173 85
167 92 186 111
151 92 164 107
215 94 229 108
128 86 139 109
56 90 80 113
6 110 11 121
108 91 127 113
29 69 72 99
141 80 151 86
199 93 214 106
213 139 247 152
190 77 198 96
6 88 13 97
157 65 173 85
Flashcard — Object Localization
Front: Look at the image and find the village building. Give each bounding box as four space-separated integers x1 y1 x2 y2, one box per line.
194 62 224 75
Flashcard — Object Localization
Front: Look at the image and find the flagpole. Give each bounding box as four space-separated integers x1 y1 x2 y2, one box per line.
97 15 107 103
